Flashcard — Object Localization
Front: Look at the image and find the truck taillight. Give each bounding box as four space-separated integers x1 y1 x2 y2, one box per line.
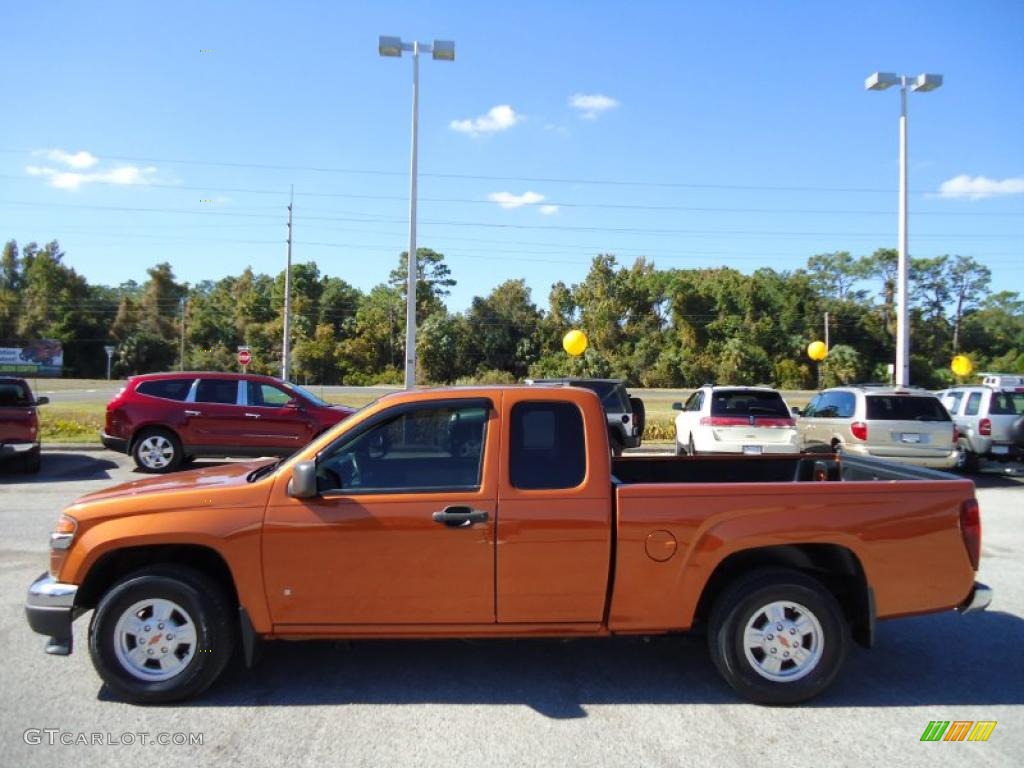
851 421 868 440
979 418 991 436
960 498 981 571
953 425 960 444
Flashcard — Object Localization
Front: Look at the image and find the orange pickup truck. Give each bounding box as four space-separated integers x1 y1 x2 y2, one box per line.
26 385 991 705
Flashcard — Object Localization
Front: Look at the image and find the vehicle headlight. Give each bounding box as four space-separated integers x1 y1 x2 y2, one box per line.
50 514 77 551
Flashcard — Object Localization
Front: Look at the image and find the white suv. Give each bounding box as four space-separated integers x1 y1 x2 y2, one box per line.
672 386 799 455
936 374 1024 472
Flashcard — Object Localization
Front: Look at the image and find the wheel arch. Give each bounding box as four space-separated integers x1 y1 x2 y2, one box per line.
693 544 874 648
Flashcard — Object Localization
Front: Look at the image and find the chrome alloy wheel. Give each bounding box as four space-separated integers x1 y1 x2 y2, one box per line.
113 598 198 681
137 435 175 470
742 600 824 682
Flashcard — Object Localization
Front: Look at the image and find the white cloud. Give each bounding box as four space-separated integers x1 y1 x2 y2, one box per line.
569 93 619 119
937 174 1024 200
488 190 545 209
33 148 99 169
25 161 159 189
450 105 522 136
539 204 560 216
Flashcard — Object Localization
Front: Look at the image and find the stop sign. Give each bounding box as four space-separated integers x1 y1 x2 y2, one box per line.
237 348 252 366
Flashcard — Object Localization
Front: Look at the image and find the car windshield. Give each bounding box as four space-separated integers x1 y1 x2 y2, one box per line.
865 395 951 421
0 381 31 406
283 382 331 408
710 390 790 417
990 392 1024 415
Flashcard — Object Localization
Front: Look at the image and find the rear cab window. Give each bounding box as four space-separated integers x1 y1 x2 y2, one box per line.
510 401 586 490
865 395 951 421
135 379 194 401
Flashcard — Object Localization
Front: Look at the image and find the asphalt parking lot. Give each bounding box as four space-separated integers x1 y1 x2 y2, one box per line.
0 451 1021 767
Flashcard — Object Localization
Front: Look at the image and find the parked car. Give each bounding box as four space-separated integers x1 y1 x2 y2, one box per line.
525 377 645 454
936 373 1024 472
0 376 48 473
101 372 356 473
797 385 958 469
672 386 799 456
27 385 989 706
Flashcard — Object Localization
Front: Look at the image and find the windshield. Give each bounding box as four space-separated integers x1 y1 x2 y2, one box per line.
710 390 790 417
0 381 32 407
283 382 331 408
866 395 951 421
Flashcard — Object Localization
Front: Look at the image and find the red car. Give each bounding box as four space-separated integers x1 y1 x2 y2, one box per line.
0 376 48 473
101 372 356 473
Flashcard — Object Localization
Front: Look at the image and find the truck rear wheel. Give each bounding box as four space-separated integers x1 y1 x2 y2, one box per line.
708 568 849 705
88 565 235 704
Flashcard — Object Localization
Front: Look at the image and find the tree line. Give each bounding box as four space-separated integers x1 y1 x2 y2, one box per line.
2 238 1021 387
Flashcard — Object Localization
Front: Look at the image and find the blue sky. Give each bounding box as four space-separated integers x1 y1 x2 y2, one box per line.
3 0 1022 314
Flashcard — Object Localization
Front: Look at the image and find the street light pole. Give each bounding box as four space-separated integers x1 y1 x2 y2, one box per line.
379 36 455 390
865 71 942 388
282 185 294 382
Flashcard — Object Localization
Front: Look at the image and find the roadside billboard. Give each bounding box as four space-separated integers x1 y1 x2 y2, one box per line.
0 340 64 376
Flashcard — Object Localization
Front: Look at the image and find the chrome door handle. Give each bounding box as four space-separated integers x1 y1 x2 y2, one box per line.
432 506 489 527
185 410 201 416
244 413 261 419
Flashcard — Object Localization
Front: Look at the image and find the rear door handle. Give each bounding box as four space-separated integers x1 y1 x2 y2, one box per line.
185 409 201 417
432 506 489 527
244 413 261 419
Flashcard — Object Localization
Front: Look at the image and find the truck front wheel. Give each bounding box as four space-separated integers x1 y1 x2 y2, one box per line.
708 569 849 705
88 565 235 704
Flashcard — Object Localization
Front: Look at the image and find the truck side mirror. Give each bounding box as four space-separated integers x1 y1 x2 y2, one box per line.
287 460 318 499
791 406 801 416
35 396 49 406
671 402 683 411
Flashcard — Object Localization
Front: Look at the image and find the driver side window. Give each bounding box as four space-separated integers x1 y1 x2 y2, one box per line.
316 402 489 494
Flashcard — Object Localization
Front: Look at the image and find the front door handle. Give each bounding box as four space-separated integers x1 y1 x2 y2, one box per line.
184 409 201 417
432 506 489 527
244 413 261 419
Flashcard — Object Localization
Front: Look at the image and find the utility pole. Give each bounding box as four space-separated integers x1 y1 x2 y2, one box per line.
824 311 830 351
179 296 186 371
282 186 294 382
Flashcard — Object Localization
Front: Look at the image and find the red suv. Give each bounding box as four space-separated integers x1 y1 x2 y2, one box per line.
0 376 48 473
101 372 356 473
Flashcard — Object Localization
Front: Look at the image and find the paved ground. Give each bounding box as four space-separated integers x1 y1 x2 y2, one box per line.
0 451 1021 767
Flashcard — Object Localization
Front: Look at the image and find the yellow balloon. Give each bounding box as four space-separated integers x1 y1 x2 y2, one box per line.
951 355 973 377
807 340 828 362
563 329 589 357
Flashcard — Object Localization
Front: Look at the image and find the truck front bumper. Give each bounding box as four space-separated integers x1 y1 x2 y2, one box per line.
958 582 993 614
25 573 79 655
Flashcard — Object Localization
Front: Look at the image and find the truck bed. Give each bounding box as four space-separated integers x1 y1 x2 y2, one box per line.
611 453 960 484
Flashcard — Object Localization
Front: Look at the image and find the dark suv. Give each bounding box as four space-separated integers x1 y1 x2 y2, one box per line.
0 376 48 473
102 372 355 473
525 378 645 455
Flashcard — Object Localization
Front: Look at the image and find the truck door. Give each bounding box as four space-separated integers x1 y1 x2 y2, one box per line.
496 395 612 623
262 397 497 626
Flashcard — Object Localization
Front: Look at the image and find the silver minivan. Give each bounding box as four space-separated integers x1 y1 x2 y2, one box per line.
798 386 958 469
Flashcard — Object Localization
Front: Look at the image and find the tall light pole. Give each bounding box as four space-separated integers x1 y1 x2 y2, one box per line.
379 35 455 389
865 71 943 387
282 185 294 382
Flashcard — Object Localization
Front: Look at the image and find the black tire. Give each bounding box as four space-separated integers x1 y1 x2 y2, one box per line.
957 447 980 474
629 396 646 438
88 565 235 704
609 434 624 458
23 446 41 474
131 428 183 473
675 440 685 456
688 435 697 456
707 568 849 705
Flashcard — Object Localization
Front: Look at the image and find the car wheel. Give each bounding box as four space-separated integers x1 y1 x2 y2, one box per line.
708 568 849 705
688 435 698 456
88 566 235 704
609 434 624 457
23 446 41 474
132 429 183 473
957 447 980 474
675 440 685 456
